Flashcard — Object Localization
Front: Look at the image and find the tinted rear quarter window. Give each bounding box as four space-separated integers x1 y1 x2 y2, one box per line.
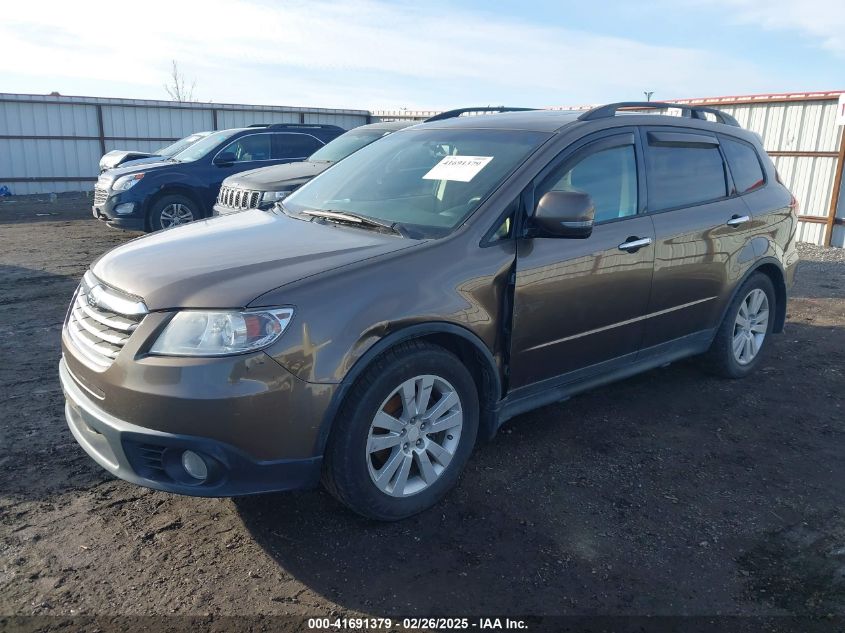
721 137 766 194
645 133 727 210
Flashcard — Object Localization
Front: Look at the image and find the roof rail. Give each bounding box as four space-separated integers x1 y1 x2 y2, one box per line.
425 106 537 122
577 101 740 127
246 123 346 131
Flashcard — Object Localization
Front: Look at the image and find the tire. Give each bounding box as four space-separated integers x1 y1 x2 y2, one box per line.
701 272 776 378
147 194 200 232
322 341 479 521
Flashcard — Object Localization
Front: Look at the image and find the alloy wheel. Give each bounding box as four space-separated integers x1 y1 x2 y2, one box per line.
732 288 769 365
159 203 195 228
366 374 463 497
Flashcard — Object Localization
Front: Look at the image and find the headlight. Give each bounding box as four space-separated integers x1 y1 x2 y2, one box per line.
261 190 291 202
112 173 145 191
150 308 294 356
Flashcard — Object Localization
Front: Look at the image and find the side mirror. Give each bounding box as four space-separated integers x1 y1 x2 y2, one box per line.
213 152 237 166
529 190 595 239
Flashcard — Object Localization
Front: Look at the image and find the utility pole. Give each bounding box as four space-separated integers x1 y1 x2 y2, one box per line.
644 91 654 102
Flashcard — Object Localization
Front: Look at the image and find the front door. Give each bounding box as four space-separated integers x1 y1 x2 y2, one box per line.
510 130 656 389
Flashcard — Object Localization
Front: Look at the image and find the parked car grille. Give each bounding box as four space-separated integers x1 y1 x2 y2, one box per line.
93 186 109 206
65 272 147 369
217 186 261 210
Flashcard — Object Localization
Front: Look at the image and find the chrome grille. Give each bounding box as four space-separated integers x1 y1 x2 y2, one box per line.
65 272 147 369
217 185 262 210
93 187 109 206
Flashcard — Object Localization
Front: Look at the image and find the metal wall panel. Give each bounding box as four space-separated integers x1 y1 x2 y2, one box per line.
0 100 98 136
102 105 213 138
217 109 300 129
0 138 100 178
302 112 369 129
772 155 837 217
796 221 826 245
103 139 164 154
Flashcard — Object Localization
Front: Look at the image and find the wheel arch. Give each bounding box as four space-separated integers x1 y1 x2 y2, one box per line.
723 257 787 334
145 185 206 229
316 322 503 456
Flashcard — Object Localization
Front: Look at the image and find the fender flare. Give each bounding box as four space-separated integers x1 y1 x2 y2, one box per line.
314 322 502 455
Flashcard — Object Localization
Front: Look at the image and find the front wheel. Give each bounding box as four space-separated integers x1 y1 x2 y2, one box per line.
322 341 479 521
702 272 776 378
148 194 200 231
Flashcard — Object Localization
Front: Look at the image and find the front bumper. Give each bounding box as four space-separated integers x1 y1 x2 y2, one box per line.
60 357 323 496
212 201 274 217
92 189 146 231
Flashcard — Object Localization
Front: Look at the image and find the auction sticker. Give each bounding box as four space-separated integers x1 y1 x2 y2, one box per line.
423 156 493 182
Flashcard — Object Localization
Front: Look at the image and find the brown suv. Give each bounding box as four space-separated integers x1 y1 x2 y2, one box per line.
60 102 798 520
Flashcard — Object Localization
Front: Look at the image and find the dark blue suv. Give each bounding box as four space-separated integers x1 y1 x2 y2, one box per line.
92 123 345 231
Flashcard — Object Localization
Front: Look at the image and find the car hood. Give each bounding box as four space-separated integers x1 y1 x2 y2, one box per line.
114 155 173 170
91 209 415 310
224 161 330 190
99 150 157 171
103 160 180 178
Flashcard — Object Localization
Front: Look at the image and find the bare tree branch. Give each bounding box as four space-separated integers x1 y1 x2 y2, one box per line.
164 60 197 102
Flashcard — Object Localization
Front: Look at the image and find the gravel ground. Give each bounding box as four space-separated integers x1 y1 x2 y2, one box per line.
1 195 844 630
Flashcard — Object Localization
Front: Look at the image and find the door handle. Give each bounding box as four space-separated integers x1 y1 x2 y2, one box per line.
726 214 751 227
618 237 652 252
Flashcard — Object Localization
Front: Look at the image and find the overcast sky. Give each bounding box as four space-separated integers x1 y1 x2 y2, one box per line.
1 0 842 110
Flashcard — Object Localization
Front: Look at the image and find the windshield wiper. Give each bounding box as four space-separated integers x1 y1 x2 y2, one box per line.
301 209 405 236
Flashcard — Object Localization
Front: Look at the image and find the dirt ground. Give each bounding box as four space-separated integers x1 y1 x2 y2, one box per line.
1 194 844 629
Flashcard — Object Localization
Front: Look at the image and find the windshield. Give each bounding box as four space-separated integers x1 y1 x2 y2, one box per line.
154 133 208 157
308 129 392 163
171 130 238 162
284 128 548 237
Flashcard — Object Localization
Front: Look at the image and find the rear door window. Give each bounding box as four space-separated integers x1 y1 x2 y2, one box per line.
721 137 766 194
272 134 324 159
644 131 727 211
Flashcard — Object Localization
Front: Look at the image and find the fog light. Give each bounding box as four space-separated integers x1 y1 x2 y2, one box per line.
181 450 208 481
114 202 135 215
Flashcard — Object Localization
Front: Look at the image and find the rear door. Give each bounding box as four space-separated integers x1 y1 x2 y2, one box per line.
639 126 752 352
509 129 656 388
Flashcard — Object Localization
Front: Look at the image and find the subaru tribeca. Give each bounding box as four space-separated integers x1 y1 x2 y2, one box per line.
60 103 798 520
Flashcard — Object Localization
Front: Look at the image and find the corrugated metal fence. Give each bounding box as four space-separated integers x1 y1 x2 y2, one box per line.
0 93 370 195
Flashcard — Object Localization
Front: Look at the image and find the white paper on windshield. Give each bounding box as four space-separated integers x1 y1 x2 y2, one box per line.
422 156 494 182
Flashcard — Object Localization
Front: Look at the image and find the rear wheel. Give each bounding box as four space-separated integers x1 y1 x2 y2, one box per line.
322 341 479 520
702 273 775 378
148 194 200 231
